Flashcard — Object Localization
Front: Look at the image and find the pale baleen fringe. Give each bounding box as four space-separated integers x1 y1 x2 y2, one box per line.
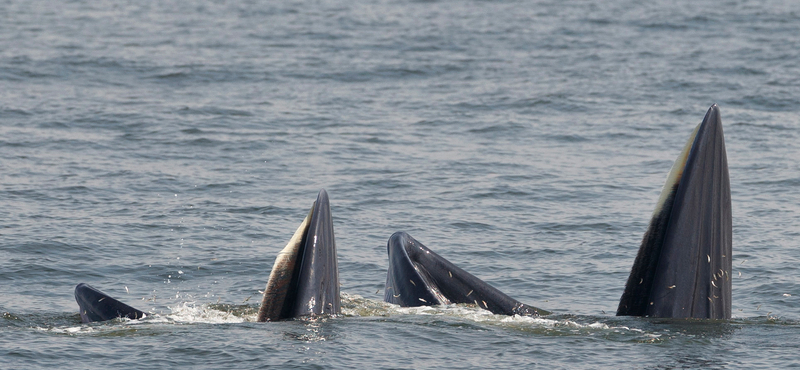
257 206 314 321
651 122 701 217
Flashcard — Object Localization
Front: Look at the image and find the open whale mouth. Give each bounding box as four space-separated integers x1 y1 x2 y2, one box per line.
257 189 340 321
74 105 731 323
74 283 146 323
74 190 340 324
384 231 546 316
617 104 731 319
382 105 730 320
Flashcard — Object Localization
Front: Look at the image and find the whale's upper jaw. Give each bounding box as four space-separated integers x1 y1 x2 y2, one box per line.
257 189 340 321
618 104 731 319
290 189 340 318
384 231 546 316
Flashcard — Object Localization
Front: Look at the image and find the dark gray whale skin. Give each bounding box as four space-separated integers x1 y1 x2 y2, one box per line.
75 189 340 323
75 107 731 323
383 106 730 320
384 231 545 316
257 189 340 321
617 105 731 319
74 283 146 323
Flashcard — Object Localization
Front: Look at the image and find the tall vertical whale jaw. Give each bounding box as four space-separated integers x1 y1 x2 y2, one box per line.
384 231 545 316
74 283 146 323
617 104 732 319
257 189 340 321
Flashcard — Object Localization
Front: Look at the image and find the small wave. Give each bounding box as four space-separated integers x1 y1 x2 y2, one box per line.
728 95 800 112
35 324 98 335
32 303 251 335
341 294 663 341
175 106 253 117
730 121 793 131
743 177 800 188
543 133 589 142
30 313 145 336
20 295 756 345
0 108 32 117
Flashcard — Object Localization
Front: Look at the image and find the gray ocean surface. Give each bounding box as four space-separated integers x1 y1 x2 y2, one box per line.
2 0 799 368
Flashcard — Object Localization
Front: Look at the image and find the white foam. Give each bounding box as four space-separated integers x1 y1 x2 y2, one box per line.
38 295 658 342
36 325 96 335
341 294 660 338
164 302 249 324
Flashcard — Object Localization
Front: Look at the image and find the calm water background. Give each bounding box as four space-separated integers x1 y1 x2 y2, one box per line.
2 0 799 368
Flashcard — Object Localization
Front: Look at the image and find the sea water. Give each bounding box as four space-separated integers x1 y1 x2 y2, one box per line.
2 0 799 368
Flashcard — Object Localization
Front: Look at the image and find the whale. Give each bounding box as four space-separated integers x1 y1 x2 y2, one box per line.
75 105 731 322
256 189 340 321
74 283 147 323
74 189 340 323
617 104 731 319
384 231 546 316
383 105 731 320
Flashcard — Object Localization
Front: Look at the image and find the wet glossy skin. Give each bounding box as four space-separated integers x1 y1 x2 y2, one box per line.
618 105 731 319
384 231 545 316
74 283 146 323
